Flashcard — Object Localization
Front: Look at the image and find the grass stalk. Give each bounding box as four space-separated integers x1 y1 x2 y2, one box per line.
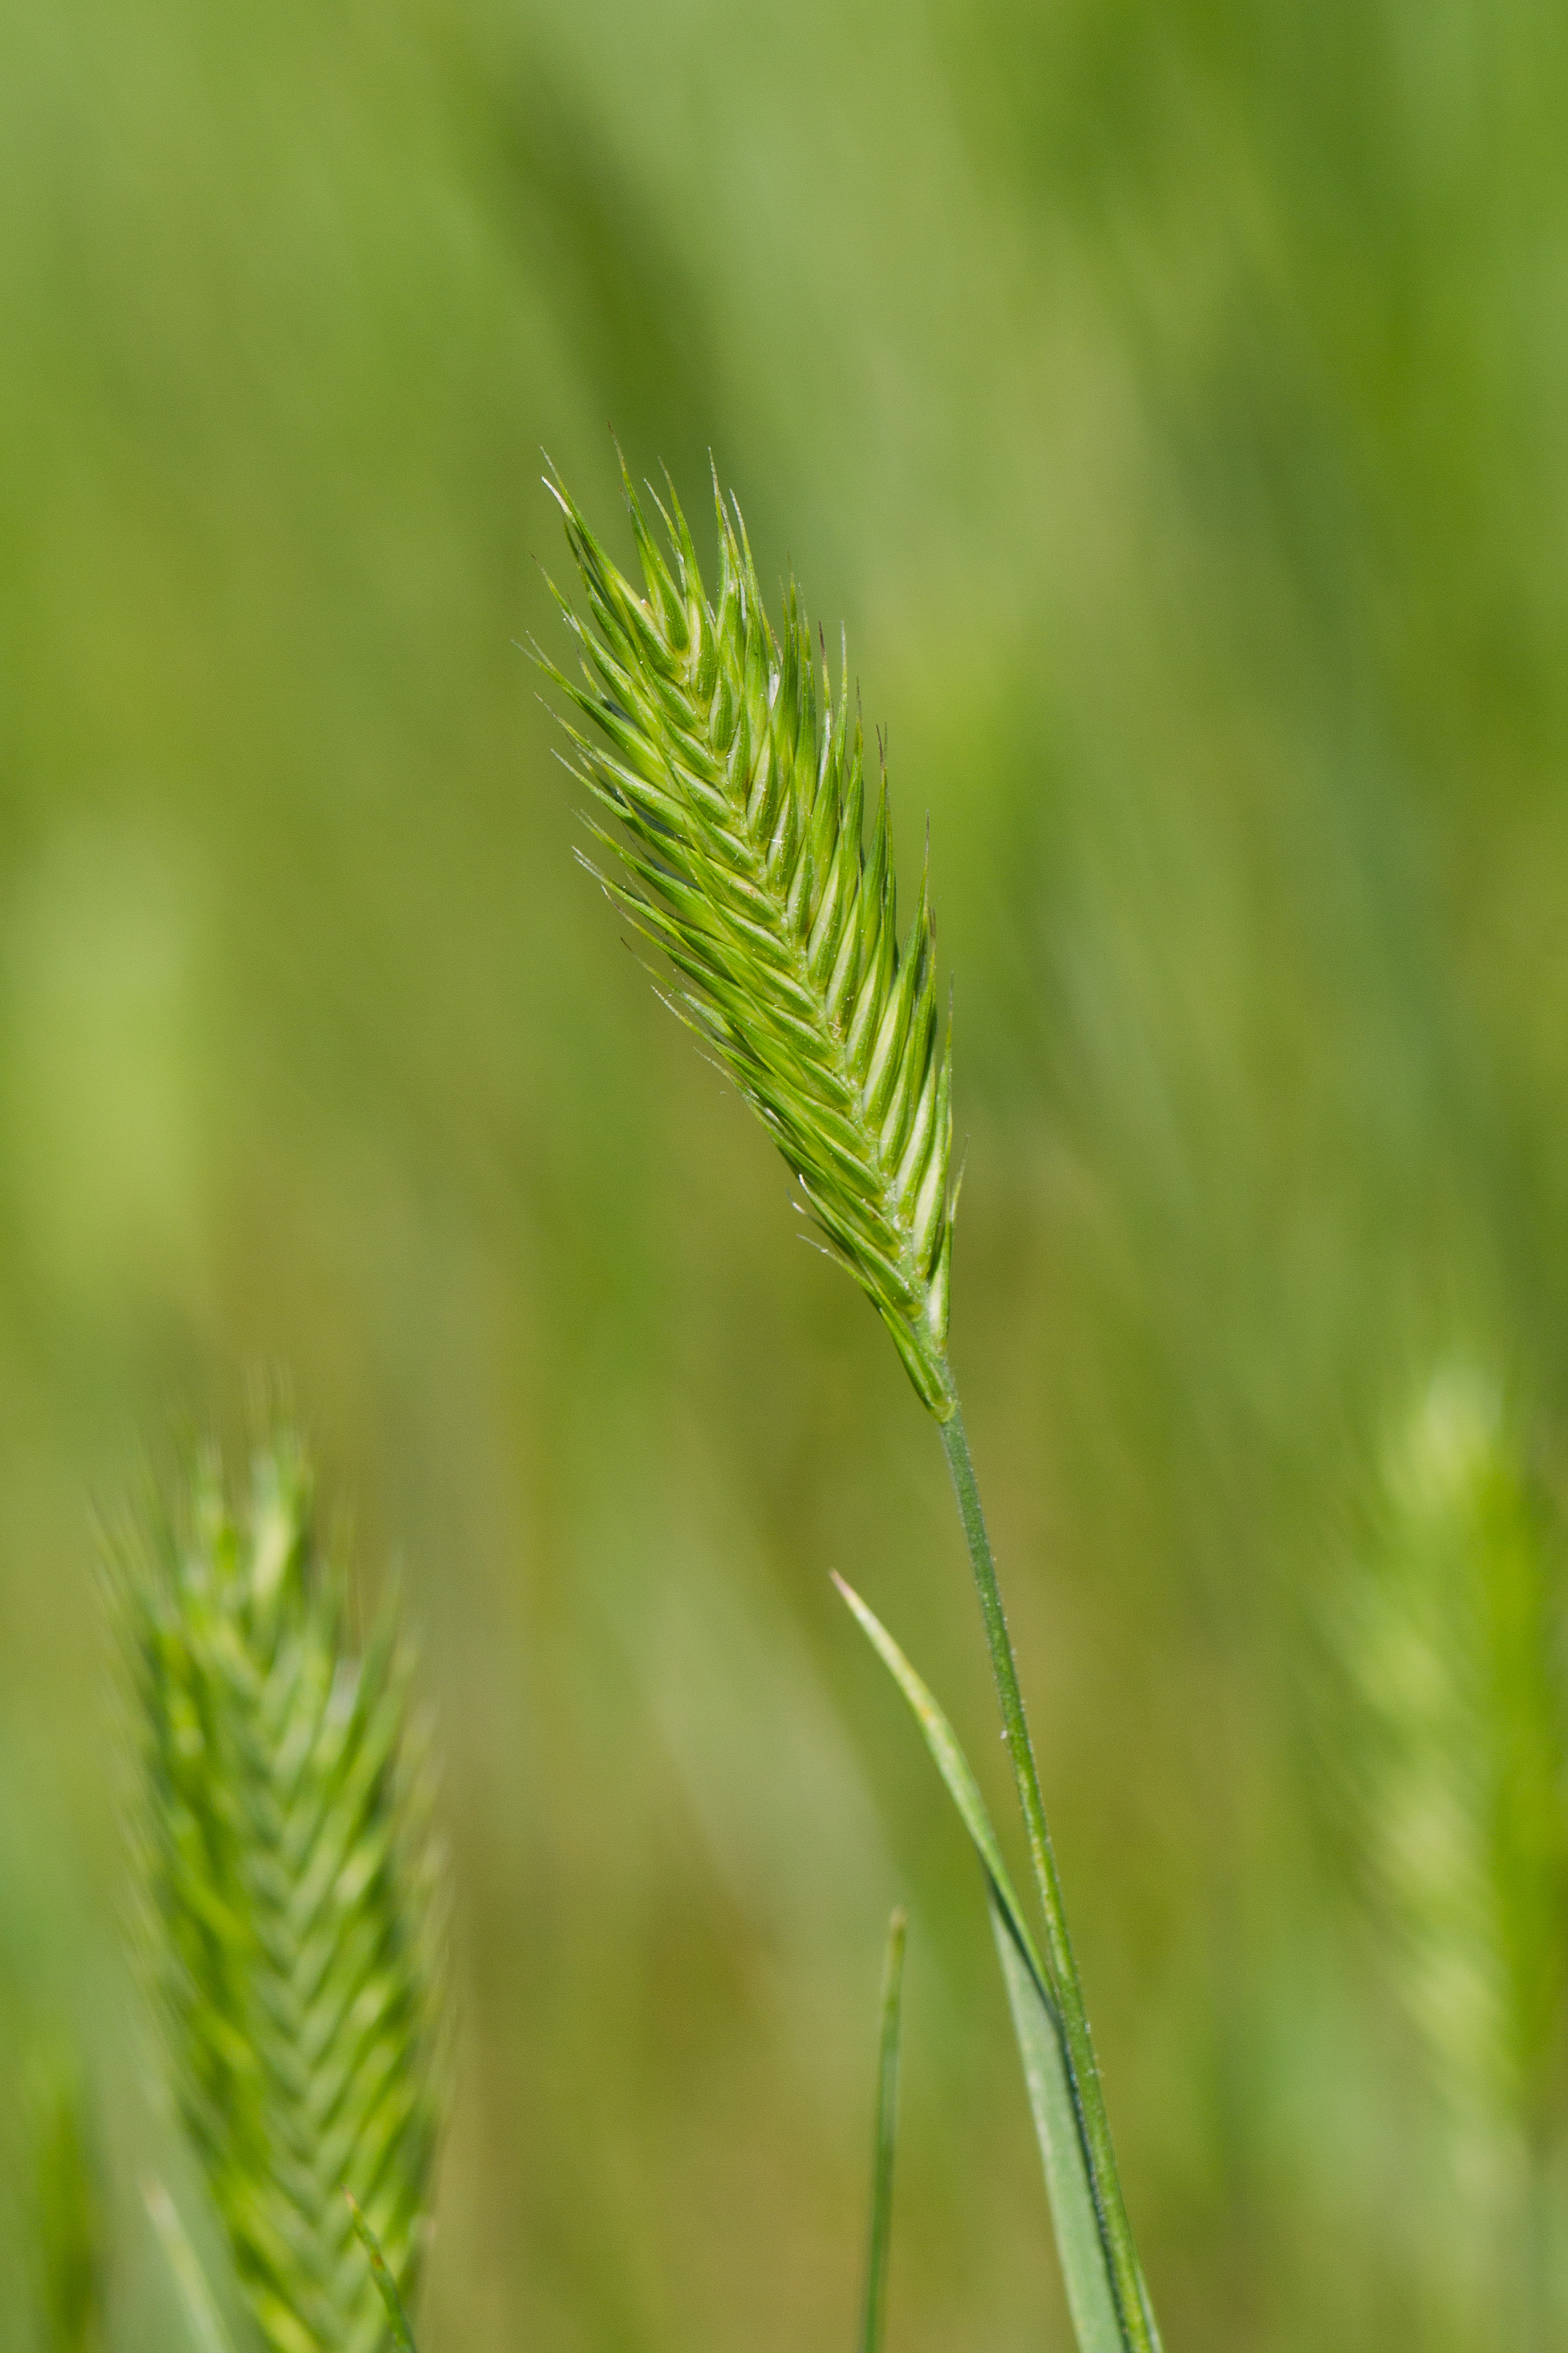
940 1404 1159 2353
543 458 1163 2353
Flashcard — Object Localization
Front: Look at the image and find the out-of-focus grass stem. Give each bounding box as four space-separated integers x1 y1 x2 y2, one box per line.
144 2183 234 2353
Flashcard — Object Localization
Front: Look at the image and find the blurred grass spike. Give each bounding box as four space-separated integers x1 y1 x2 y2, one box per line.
112 1431 446 2353
1341 1361 1568 2329
537 458 958 1416
28 2052 102 2353
858 1907 907 2353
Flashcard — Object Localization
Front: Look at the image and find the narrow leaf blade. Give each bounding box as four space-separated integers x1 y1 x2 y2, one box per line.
989 1898 1126 2353
831 1575 1043 1979
860 1906 907 2353
834 1574 1135 2353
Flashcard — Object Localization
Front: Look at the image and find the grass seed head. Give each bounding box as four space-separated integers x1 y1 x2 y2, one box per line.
540 460 960 1418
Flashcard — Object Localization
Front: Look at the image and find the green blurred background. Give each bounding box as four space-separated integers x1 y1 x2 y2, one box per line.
4 1 1568 2345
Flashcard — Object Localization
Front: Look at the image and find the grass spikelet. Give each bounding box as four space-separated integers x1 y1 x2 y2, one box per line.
113 1432 445 2353
539 460 958 1417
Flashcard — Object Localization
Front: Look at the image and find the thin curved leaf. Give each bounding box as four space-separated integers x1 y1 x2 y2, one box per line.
859 1906 907 2353
989 1897 1126 2353
834 1576 1132 2353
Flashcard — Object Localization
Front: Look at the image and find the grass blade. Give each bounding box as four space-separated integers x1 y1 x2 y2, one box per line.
831 1576 1042 1970
988 1898 1126 2353
833 1574 1136 2353
860 1907 907 2353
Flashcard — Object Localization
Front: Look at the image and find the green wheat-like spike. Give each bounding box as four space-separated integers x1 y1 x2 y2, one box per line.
539 459 958 1418
114 1434 445 2353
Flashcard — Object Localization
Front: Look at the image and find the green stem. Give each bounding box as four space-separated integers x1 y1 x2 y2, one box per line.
939 1396 1161 2353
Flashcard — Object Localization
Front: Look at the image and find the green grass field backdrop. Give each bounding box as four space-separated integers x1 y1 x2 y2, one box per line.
5 2 1568 2346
